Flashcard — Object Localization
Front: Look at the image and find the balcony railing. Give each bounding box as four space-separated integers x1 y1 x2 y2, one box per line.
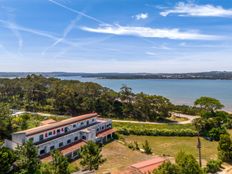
34 122 99 145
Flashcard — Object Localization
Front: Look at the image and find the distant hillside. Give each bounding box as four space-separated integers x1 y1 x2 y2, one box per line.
0 71 232 80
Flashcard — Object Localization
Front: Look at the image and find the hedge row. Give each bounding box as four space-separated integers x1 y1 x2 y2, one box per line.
117 128 198 137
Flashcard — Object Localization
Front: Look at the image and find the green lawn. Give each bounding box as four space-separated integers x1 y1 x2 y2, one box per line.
113 122 196 130
123 135 218 161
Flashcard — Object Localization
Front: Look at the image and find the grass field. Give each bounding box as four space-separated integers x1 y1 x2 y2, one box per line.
97 141 152 174
113 122 196 130
96 135 218 173
123 135 218 161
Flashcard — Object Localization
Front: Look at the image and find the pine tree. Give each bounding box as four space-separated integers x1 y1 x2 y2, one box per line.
80 141 106 171
50 150 70 174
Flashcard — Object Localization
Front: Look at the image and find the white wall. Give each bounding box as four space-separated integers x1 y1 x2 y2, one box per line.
26 117 97 144
12 133 26 144
37 131 81 155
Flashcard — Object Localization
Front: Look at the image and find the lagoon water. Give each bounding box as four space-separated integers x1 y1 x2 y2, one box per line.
58 76 232 111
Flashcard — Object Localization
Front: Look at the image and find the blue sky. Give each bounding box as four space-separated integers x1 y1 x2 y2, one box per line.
0 0 232 72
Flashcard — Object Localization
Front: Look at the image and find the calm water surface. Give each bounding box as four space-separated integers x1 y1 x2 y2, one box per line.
58 76 232 111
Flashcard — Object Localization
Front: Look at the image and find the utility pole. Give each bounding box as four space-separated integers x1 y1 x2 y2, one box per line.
197 133 202 167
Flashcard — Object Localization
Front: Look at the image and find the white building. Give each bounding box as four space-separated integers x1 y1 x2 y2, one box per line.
4 113 115 161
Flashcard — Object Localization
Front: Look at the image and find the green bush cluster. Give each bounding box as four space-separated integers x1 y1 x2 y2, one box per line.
117 128 198 137
205 159 222 173
127 141 140 151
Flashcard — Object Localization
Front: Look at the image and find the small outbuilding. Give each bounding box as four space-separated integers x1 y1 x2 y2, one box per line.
122 157 167 174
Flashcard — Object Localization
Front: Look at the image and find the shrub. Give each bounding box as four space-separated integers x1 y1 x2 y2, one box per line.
205 159 222 173
117 128 197 137
208 127 227 141
134 141 140 150
142 140 152 154
112 132 120 140
218 134 232 162
153 161 180 174
127 142 135 150
176 151 203 174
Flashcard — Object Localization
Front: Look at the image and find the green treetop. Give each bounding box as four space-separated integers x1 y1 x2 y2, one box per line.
79 141 106 171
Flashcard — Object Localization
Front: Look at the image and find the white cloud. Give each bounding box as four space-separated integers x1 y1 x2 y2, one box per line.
146 51 157 56
133 13 148 20
152 45 171 50
160 2 232 17
81 25 221 40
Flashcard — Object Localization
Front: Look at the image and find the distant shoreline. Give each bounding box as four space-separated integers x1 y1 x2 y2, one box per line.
1 71 232 80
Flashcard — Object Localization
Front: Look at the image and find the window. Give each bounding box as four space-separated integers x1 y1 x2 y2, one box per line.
29 137 34 142
64 127 68 133
40 149 46 155
48 132 52 136
81 122 84 125
39 134 44 141
50 146 55 151
107 124 111 128
92 118 95 122
59 142 63 147
102 126 104 130
67 139 71 144
87 120 89 125
53 130 56 134
57 129 60 134
73 124 76 128
45 133 48 137
74 136 78 141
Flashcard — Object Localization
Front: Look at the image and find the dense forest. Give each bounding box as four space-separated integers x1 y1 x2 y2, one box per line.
0 75 173 121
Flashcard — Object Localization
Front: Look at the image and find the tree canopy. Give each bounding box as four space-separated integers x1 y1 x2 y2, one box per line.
0 75 172 121
153 151 203 174
153 161 180 174
218 134 232 162
50 150 70 174
79 141 106 171
175 151 203 174
0 103 13 139
15 140 41 174
0 147 16 174
194 96 224 112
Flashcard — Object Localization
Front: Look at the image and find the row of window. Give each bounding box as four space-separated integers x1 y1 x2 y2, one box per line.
96 124 111 133
39 135 80 155
29 118 96 143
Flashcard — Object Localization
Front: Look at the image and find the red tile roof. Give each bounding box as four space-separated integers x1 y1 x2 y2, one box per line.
40 119 57 126
41 140 86 162
97 128 116 138
16 113 98 136
130 157 166 174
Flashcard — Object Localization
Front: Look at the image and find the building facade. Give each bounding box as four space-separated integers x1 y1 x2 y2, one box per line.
4 113 115 161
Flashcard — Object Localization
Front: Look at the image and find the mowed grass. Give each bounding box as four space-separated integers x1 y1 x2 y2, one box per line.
123 135 218 161
113 122 196 130
97 141 152 174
